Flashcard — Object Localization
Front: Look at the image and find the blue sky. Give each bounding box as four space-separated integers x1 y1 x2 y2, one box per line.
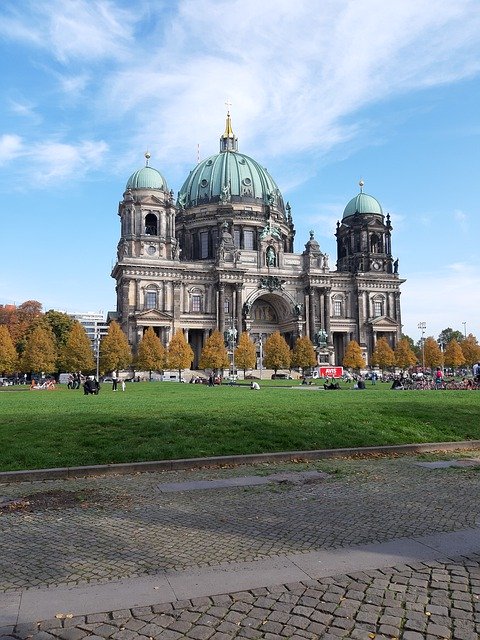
1 0 479 343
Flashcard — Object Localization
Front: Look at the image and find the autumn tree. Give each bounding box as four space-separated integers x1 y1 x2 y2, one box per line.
136 327 167 379
438 327 464 346
199 330 229 374
370 337 395 372
234 332 257 376
401 334 419 359
443 339 466 371
343 340 365 371
0 325 18 374
394 337 417 370
1 300 43 348
20 325 57 374
291 336 317 372
167 330 194 379
99 321 132 375
423 337 443 369
60 322 95 373
42 310 75 352
264 331 291 374
460 334 480 367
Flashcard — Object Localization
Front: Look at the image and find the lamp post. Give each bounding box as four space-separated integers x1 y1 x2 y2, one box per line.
226 318 237 381
462 322 467 339
418 322 426 372
95 325 101 381
257 336 263 380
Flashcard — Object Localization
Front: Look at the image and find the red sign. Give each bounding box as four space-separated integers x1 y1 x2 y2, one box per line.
319 366 343 379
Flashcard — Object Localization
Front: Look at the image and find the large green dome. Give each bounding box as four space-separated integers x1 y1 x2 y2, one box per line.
126 164 168 191
343 184 383 218
177 112 284 213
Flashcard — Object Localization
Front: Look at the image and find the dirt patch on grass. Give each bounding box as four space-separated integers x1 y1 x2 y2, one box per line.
0 489 126 513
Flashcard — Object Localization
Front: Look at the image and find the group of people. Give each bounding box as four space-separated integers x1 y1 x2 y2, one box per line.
67 372 84 389
30 378 56 391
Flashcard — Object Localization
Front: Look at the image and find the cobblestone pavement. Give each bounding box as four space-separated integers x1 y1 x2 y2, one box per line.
1 454 480 638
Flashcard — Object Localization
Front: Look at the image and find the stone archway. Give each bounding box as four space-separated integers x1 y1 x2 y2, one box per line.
247 293 298 346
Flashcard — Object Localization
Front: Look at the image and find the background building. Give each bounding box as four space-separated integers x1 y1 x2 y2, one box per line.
111 113 404 367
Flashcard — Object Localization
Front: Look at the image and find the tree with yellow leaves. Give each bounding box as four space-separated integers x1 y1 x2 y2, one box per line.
0 325 18 374
20 325 57 374
264 331 291 374
343 340 365 371
394 337 417 370
234 332 257 376
99 321 132 375
60 322 95 373
136 327 167 379
167 329 194 380
199 330 229 374
371 337 395 372
291 335 317 372
423 336 443 369
460 334 480 367
443 339 465 370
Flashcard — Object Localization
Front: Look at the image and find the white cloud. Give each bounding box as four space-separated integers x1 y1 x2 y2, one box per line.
453 209 468 231
0 136 108 184
401 263 480 339
0 0 139 62
94 0 480 175
0 134 23 164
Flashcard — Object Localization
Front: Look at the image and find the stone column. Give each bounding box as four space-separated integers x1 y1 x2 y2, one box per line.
324 288 332 343
236 285 243 337
308 287 315 339
218 284 225 334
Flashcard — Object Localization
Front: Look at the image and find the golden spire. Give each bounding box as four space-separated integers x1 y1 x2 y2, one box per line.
223 98 234 139
219 99 238 152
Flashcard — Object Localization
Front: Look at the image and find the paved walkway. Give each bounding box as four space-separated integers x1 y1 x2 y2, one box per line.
1 453 480 639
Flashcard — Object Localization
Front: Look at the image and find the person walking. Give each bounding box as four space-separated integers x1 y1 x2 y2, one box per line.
112 371 118 391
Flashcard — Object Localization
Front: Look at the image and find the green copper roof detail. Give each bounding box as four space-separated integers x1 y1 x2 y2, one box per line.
126 166 168 191
177 150 284 212
343 192 383 218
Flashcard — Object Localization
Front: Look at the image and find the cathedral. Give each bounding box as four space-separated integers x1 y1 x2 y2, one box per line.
111 112 404 368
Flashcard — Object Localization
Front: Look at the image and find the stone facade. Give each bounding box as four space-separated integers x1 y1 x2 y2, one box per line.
111 116 404 368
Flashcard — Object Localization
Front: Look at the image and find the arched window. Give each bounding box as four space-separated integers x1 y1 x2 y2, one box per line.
145 288 157 310
190 288 203 313
145 213 158 236
372 296 385 317
370 233 383 253
332 294 344 317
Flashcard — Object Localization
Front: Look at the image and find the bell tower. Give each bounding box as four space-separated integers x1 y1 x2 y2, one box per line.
335 180 394 274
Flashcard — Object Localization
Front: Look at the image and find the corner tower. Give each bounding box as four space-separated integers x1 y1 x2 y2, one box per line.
335 180 393 274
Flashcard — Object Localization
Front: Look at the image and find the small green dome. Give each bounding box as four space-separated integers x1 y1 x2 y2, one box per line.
126 165 168 191
343 185 383 219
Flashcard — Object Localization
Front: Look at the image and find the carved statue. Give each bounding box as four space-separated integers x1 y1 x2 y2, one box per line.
315 330 328 347
266 246 276 267
220 182 231 204
394 258 399 274
293 303 303 317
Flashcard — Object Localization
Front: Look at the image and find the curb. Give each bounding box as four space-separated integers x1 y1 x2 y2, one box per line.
1 440 480 483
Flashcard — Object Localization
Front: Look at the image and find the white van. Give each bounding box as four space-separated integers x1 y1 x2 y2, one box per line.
162 373 186 383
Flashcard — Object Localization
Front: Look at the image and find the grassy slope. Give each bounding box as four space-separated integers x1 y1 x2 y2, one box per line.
0 382 479 471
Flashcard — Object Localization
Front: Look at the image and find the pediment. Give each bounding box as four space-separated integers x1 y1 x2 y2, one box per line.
134 309 173 322
369 315 398 328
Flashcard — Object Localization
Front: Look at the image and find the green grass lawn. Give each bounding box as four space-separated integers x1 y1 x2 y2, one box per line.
0 381 479 471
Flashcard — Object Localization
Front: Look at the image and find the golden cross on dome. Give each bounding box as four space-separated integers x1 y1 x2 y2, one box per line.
225 98 232 114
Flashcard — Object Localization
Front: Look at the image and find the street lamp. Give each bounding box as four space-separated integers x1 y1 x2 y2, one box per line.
418 322 426 372
257 336 263 380
462 322 467 339
225 319 237 381
95 327 101 381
